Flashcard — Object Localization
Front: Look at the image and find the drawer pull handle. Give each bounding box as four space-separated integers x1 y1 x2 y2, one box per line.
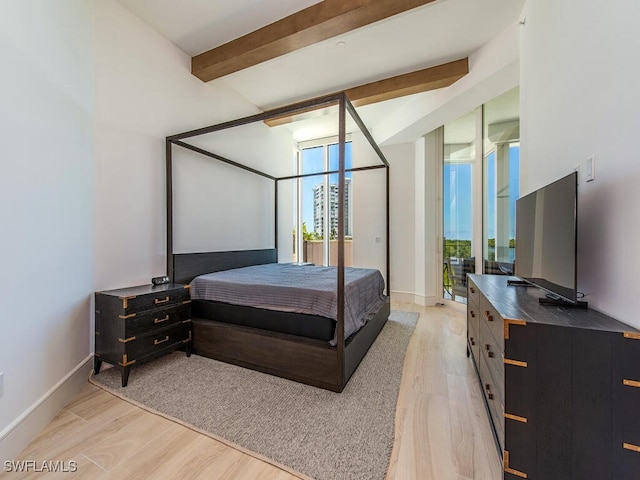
154 296 170 305
623 379 640 388
485 383 494 398
154 315 170 324
154 336 169 345
485 344 495 357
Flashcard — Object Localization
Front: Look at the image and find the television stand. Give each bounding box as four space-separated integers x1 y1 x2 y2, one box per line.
538 297 588 309
507 279 534 287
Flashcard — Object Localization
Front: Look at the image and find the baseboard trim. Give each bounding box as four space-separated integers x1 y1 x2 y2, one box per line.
390 291 438 306
0 355 93 460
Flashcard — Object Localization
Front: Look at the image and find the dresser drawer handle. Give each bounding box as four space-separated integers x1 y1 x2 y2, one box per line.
154 315 170 324
154 336 169 345
154 296 170 305
484 383 494 400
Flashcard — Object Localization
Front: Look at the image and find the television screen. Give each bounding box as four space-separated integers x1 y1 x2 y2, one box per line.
515 172 578 303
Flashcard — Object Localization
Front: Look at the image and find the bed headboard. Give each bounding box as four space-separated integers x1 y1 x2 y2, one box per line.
172 249 277 285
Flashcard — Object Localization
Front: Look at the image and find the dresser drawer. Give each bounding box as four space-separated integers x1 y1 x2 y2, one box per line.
126 322 191 361
614 445 640 480
467 279 480 308
124 303 190 336
479 353 505 450
480 318 504 403
480 296 503 347
468 307 480 365
615 332 640 385
615 379 640 449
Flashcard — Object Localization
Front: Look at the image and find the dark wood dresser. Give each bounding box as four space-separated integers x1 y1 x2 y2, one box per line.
467 274 640 479
94 283 192 387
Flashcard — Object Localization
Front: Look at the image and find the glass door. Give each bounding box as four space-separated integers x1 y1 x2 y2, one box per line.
443 111 476 303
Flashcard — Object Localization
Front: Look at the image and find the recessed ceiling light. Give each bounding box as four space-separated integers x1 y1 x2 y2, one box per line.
336 41 347 48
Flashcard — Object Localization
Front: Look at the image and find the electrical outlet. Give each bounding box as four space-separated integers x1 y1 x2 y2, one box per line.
0 372 4 397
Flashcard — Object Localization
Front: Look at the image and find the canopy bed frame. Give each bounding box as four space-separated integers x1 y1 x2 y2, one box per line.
165 92 390 392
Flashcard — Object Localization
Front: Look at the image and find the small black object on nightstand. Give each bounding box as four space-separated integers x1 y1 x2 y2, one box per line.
152 275 170 285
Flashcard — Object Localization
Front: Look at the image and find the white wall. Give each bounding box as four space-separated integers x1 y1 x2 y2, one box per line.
384 143 417 302
94 0 294 290
520 0 640 326
0 0 94 447
351 133 388 284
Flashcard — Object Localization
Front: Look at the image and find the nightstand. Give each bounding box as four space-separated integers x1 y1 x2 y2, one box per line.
94 283 191 387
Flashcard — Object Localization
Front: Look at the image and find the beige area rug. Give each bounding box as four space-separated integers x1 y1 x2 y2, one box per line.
89 311 418 480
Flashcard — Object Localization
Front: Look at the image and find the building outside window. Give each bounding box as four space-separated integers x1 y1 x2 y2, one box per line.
294 139 353 266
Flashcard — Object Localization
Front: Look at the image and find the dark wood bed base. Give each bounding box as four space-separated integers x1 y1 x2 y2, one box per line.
173 249 390 392
191 301 389 392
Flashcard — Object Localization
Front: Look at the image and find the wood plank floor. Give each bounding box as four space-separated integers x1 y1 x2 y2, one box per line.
2 303 502 480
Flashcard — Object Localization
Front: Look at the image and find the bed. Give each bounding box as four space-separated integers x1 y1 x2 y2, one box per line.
173 249 390 392
166 93 391 392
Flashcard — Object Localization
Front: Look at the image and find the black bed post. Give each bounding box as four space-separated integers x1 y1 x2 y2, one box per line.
166 138 174 281
386 165 390 297
337 93 346 390
274 180 278 261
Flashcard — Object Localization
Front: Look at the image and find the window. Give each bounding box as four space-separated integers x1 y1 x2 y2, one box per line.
441 87 520 304
483 87 520 275
295 139 352 266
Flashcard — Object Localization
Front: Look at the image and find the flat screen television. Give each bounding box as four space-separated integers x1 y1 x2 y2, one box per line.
514 171 580 305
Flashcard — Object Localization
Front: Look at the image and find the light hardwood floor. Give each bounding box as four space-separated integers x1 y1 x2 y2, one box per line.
2 303 502 480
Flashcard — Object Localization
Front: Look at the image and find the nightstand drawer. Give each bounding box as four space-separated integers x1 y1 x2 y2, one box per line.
123 287 189 314
127 322 191 361
124 303 190 336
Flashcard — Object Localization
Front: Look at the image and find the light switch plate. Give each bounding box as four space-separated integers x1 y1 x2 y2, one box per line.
585 156 595 182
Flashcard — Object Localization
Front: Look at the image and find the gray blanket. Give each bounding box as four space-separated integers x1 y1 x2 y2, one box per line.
189 263 388 344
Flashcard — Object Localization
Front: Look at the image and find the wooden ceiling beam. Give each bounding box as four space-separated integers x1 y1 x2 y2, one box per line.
192 0 438 82
264 58 469 127
345 57 468 107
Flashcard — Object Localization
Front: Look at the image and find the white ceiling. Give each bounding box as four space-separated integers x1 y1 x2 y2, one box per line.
117 0 524 141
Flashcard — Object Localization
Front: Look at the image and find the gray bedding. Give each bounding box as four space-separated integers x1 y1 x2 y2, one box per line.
189 263 388 344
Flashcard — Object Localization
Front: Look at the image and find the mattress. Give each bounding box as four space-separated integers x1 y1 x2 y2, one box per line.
189 263 388 344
